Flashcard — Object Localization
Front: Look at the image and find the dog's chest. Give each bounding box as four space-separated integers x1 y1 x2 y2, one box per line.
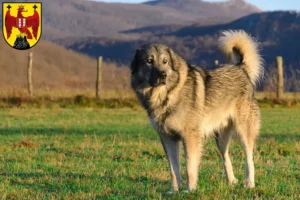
149 110 184 136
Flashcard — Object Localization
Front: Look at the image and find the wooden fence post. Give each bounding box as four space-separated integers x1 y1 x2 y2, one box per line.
214 60 219 67
27 52 33 97
96 56 102 99
276 56 284 100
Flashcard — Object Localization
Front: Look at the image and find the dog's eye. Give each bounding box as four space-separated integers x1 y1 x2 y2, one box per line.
163 59 168 64
147 59 153 64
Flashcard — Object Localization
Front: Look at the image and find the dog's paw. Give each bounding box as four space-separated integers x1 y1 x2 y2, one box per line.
244 180 255 188
182 188 197 193
166 190 178 195
229 178 239 185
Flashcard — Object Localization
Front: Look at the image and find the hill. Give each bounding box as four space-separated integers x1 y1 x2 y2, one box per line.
60 11 300 67
166 11 300 64
0 0 260 40
1 1 298 91
0 39 130 93
57 11 300 91
145 0 260 20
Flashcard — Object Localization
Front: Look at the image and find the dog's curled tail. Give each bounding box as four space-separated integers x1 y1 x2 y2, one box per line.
218 30 263 85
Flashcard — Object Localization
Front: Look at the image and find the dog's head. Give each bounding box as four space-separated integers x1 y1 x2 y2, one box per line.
131 44 185 92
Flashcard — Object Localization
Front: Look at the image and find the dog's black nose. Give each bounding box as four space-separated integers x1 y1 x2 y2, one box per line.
160 72 167 79
159 72 167 84
150 69 167 86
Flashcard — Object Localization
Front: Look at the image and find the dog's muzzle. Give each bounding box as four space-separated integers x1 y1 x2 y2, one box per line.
149 68 167 87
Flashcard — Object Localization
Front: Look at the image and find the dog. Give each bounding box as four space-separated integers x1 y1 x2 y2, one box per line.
130 30 263 193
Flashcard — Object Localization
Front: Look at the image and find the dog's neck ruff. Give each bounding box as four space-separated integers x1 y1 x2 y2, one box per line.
138 66 188 127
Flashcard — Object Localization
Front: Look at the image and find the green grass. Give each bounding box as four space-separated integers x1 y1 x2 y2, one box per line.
0 107 299 199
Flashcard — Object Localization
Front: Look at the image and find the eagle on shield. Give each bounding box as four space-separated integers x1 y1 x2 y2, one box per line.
5 4 40 40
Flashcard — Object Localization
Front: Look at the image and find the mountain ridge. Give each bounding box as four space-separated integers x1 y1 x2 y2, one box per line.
58 11 300 71
0 0 261 40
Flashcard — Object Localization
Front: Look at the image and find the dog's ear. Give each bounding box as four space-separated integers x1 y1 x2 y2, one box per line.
167 48 181 71
131 49 140 75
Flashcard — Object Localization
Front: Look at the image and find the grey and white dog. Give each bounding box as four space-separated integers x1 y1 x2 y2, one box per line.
130 30 263 193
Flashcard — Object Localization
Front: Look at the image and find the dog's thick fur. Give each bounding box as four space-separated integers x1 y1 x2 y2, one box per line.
131 30 263 192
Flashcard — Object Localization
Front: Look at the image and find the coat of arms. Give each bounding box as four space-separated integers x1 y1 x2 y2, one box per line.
2 2 42 50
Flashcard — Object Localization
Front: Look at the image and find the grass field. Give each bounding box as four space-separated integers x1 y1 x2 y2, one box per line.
0 107 299 199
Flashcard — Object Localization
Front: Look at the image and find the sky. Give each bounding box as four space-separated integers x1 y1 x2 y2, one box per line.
98 0 300 11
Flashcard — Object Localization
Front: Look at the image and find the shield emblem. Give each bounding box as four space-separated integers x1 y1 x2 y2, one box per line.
17 18 27 28
2 2 42 50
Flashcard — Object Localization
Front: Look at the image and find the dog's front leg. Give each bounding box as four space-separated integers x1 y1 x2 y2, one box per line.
183 135 202 191
160 134 181 193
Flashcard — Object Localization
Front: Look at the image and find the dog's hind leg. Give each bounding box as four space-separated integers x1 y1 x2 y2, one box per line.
237 132 256 188
215 127 238 185
160 134 181 193
235 102 260 188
